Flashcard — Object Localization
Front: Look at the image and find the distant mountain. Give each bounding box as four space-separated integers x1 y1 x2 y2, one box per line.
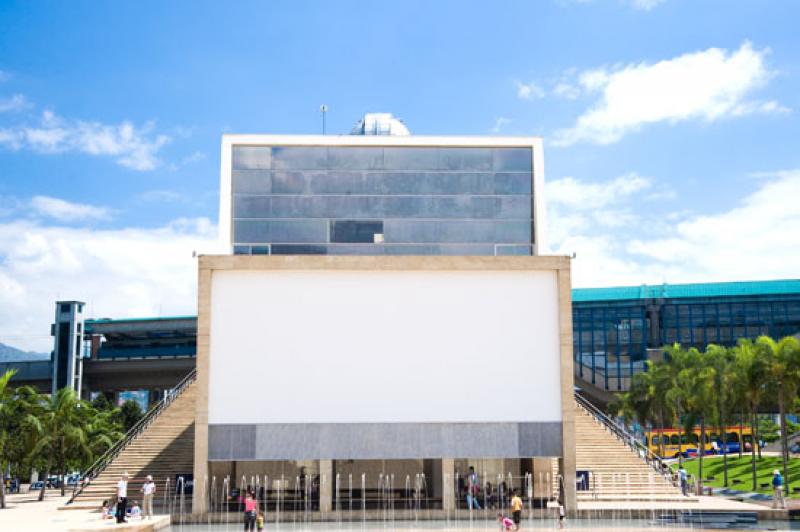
0 343 49 363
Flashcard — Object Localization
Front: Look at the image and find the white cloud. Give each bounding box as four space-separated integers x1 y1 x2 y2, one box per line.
0 94 30 113
0 110 171 170
629 0 666 10
552 83 581 100
547 173 652 210
0 218 220 351
138 190 187 203
547 171 800 288
168 150 207 171
30 196 112 222
546 173 658 246
490 117 512 133
517 81 545 100
553 41 785 146
627 171 800 276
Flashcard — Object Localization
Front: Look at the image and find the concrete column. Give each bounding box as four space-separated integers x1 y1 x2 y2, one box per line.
557 266 577 517
441 458 455 515
319 460 333 513
558 457 576 517
531 458 552 499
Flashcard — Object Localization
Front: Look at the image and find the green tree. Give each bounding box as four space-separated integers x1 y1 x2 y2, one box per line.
683 347 715 492
758 335 800 496
705 344 735 486
119 399 144 432
732 339 769 491
90 393 113 412
85 407 123 460
1 385 43 502
27 388 92 498
0 370 17 510
665 344 699 466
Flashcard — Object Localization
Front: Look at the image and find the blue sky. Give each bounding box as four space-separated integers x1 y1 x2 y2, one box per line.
1 0 799 350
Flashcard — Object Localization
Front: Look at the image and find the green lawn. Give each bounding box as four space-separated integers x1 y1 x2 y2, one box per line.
672 455 800 497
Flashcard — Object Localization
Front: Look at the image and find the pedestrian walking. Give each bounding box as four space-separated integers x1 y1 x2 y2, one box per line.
116 472 129 523
141 474 156 519
510 489 523 530
466 466 481 510
678 466 688 497
243 490 257 531
772 469 786 510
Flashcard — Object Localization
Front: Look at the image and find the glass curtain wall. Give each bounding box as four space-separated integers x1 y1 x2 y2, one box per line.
231 145 534 255
573 294 800 392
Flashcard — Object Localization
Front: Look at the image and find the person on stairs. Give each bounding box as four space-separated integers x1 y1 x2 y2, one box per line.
116 472 129 523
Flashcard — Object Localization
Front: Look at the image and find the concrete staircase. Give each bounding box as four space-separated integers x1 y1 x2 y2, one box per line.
574 399 696 502
70 378 196 508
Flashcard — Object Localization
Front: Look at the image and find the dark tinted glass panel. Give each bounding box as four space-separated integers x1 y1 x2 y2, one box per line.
272 147 328 170
327 147 384 170
234 195 271 218
496 245 532 256
251 246 270 255
271 244 327 255
327 244 386 255
383 147 440 170
493 148 532 172
271 171 312 194
233 245 251 255
56 322 70 389
494 173 532 194
438 148 492 171
330 220 383 243
233 147 271 170
233 170 272 194
234 220 327 243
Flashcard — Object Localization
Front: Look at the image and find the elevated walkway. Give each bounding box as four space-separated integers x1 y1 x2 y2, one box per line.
69 370 196 508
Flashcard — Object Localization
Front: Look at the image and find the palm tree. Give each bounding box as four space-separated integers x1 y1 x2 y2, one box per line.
85 406 123 463
27 388 92 499
682 349 715 492
0 369 17 510
733 339 769 492
665 344 698 465
705 344 735 487
757 335 800 496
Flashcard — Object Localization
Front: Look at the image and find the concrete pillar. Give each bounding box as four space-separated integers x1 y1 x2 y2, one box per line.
558 457 576 517
441 458 455 514
531 458 552 500
320 460 333 513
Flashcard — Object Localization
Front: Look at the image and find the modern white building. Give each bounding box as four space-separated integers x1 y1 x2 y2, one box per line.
193 117 573 517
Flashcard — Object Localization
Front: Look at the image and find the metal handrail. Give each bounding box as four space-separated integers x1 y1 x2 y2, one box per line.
574 392 670 479
67 368 197 504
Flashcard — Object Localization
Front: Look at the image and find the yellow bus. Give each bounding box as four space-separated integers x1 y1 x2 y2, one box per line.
645 427 756 458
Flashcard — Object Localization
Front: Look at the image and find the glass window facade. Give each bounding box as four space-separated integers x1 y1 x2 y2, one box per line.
231 145 534 255
573 292 800 391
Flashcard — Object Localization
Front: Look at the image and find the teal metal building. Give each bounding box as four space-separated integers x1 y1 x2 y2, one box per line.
572 279 800 392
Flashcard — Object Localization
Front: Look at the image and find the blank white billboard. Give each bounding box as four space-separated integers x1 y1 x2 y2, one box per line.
208 269 562 425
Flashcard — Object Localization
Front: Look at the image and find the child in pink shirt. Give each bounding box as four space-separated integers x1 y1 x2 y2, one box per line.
497 512 514 530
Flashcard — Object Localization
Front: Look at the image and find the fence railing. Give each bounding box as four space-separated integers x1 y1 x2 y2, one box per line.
67 367 197 504
574 391 671 479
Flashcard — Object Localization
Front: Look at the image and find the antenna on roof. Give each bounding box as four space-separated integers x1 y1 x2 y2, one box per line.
320 104 328 135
